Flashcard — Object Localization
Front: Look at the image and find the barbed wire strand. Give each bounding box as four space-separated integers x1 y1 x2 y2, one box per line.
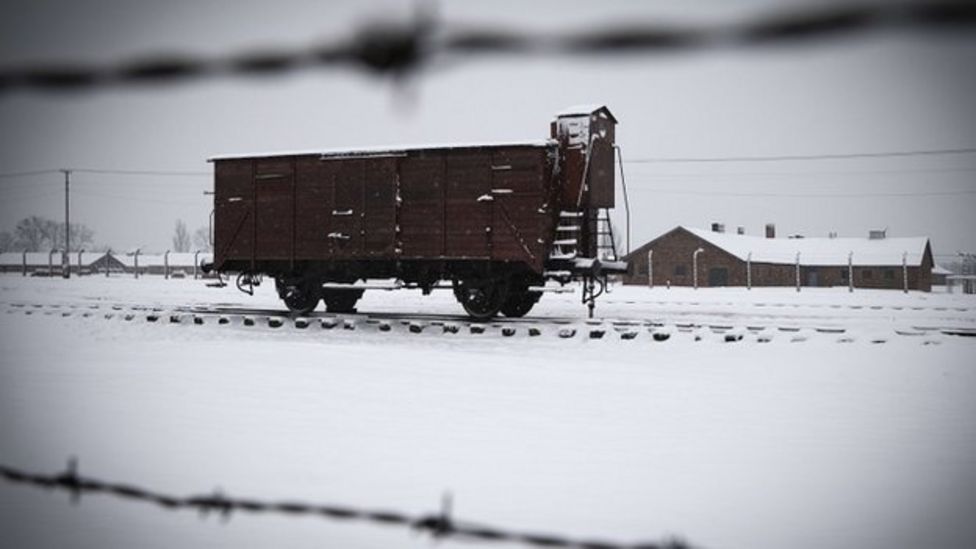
0 459 692 549
0 1 974 92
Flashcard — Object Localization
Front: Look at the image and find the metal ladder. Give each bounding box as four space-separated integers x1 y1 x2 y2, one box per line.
550 210 582 260
595 208 619 261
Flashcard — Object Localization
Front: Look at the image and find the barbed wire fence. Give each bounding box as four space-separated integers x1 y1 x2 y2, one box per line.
0 1 974 93
0 458 691 549
1 1 975 545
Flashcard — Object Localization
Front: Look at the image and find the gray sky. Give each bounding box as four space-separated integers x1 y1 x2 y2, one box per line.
1 0 974 261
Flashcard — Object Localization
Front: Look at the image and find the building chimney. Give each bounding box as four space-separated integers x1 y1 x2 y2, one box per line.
737 226 745 235
765 223 775 239
711 222 725 233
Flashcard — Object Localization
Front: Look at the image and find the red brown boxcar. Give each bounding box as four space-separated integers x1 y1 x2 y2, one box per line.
205 105 624 318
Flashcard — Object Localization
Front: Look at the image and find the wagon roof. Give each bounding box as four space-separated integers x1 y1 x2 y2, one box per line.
208 140 556 162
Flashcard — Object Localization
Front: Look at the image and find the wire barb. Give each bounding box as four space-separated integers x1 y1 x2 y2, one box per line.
54 457 83 505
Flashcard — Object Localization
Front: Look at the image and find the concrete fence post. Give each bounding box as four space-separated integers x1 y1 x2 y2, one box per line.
194 250 200 280
746 252 752 290
22 250 27 276
848 251 853 293
902 251 908 293
164 250 170 280
795 252 801 293
48 249 58 276
646 249 653 289
693 248 704 290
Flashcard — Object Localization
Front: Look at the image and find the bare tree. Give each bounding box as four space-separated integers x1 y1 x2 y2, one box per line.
193 225 212 252
49 222 95 251
14 216 50 251
172 220 191 252
9 216 97 252
0 231 13 252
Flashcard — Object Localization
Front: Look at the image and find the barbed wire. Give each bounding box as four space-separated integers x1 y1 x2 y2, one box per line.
0 1 974 93
0 458 693 549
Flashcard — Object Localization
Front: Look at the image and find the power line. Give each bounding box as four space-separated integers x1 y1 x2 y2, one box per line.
627 187 976 198
0 167 210 184
0 1 974 92
0 169 60 179
624 147 976 164
625 167 976 178
72 168 209 177
0 187 64 201
72 188 204 206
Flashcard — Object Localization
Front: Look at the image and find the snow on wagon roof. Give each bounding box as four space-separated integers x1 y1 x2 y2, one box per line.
555 104 617 122
208 140 556 162
684 227 930 267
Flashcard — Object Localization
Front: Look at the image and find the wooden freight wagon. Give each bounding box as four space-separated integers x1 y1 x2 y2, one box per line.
204 105 625 319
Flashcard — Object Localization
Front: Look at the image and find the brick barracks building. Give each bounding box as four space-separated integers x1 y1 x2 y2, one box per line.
623 225 934 291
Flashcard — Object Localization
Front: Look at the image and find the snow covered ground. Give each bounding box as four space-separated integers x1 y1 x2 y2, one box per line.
1 274 975 549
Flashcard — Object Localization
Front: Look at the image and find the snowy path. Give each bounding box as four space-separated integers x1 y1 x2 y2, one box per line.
1 276 975 549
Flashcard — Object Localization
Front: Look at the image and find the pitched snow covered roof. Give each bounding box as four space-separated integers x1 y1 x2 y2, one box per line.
76 252 106 266
0 252 67 266
115 253 211 268
0 251 127 267
209 140 556 162
683 227 930 267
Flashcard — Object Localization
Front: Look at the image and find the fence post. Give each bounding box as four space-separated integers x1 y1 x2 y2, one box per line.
848 251 853 292
693 248 704 290
164 250 170 280
194 250 200 280
746 252 752 290
22 250 27 276
134 249 140 279
902 251 908 293
646 249 653 289
795 252 801 292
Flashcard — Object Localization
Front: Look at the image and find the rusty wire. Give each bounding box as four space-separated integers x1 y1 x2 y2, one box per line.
0 1 974 93
0 459 692 549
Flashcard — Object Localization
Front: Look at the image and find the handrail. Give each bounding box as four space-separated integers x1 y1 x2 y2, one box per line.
614 145 631 255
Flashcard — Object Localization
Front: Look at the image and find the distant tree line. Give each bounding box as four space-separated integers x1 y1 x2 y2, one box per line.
0 216 96 252
0 216 213 254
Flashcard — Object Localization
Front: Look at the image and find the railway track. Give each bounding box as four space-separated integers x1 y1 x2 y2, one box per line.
4 300 974 344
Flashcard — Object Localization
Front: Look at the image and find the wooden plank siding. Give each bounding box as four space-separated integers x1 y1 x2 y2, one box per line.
212 144 554 274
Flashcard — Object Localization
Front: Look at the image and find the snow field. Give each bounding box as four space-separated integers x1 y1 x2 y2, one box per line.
1 275 975 549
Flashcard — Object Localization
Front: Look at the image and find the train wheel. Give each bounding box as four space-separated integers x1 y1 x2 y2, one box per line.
453 278 509 320
501 288 541 318
278 278 320 315
322 289 364 313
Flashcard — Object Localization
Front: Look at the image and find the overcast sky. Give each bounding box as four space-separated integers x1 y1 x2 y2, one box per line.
1 0 974 261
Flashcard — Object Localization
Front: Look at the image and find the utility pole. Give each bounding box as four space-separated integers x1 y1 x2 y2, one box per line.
60 169 71 279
